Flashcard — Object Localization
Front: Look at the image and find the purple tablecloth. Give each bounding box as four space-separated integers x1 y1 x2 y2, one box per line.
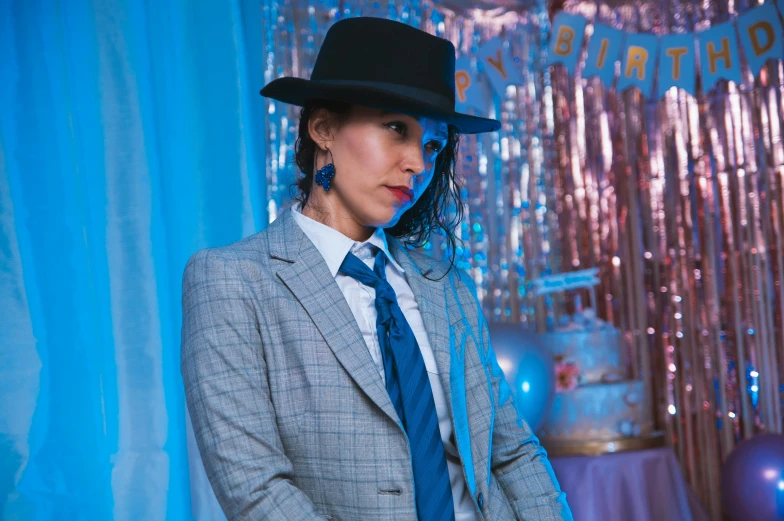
551 447 710 521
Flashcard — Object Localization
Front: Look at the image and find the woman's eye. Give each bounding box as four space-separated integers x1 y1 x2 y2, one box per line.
426 141 444 153
386 122 406 135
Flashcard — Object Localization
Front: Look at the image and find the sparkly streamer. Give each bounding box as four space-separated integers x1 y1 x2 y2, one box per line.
260 1 784 519
548 0 784 519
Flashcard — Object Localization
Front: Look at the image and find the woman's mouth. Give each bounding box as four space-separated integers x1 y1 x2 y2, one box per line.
386 186 414 203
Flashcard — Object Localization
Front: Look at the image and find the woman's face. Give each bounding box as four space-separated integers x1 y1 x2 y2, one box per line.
314 105 449 230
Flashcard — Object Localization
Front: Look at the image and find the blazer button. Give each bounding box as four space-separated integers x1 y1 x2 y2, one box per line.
477 492 484 510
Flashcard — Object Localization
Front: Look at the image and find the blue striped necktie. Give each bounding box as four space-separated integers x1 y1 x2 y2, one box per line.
339 249 455 521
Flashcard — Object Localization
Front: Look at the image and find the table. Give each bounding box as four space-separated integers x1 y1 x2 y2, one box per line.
551 447 710 521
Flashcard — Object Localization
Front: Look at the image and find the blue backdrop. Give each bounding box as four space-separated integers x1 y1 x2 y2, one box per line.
0 1 270 519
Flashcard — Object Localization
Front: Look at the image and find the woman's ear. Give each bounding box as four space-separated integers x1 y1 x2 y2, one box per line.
308 108 335 151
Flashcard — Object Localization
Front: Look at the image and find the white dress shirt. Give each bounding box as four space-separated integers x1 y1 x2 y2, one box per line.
292 206 478 521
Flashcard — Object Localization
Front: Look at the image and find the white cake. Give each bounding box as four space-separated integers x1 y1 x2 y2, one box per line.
539 380 653 441
537 311 654 445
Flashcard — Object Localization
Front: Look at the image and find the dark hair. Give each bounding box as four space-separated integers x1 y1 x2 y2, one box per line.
292 100 464 276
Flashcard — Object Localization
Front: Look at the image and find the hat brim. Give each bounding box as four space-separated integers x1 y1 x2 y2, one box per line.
260 77 500 135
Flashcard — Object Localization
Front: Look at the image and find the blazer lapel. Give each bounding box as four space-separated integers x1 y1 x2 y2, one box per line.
388 237 481 498
387 238 453 387
267 210 399 425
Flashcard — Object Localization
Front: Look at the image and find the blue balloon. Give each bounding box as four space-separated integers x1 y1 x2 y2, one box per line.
488 324 555 431
721 433 784 521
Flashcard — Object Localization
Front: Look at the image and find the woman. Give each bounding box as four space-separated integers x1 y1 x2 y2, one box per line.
181 16 572 521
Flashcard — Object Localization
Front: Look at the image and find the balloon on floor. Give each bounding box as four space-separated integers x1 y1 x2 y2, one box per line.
720 433 784 521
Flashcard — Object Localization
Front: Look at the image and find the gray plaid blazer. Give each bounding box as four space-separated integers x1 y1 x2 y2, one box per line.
181 209 572 521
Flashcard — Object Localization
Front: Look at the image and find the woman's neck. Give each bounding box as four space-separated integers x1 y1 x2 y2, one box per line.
301 194 375 242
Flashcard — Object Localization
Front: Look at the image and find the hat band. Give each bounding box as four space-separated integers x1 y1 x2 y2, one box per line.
310 79 455 113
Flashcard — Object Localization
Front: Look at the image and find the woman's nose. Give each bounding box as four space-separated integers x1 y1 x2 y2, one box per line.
402 144 426 175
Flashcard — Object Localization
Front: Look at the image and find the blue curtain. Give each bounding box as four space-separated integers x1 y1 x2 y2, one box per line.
1 1 269 519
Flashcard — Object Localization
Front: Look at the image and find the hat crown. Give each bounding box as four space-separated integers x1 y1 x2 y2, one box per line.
311 18 456 104
259 16 500 134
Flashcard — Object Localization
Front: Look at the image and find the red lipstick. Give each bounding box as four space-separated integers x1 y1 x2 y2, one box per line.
386 186 414 203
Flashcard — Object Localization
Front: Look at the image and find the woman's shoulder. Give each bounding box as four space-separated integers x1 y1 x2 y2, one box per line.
182 229 275 283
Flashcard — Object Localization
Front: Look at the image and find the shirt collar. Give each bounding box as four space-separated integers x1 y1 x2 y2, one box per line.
290 205 405 278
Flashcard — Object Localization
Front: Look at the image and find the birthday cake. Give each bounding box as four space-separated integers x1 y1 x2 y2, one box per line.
537 308 654 448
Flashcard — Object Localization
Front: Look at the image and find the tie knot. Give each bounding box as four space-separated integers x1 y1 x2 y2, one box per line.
350 242 378 262
338 250 394 302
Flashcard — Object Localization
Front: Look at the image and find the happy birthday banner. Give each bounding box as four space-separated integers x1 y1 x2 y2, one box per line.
529 268 601 296
453 1 784 109
546 2 784 98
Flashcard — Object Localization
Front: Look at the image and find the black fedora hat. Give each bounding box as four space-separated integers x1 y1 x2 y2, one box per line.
260 17 500 135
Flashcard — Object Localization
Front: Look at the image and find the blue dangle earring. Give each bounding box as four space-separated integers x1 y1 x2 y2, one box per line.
314 148 336 191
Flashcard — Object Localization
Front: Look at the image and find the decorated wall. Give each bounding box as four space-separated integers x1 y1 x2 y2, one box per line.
545 0 784 517
260 0 784 519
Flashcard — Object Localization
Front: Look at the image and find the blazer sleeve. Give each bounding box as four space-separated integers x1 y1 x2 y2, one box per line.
456 271 574 521
181 248 327 521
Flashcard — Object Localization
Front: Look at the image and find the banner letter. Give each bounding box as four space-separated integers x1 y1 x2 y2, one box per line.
453 56 488 112
582 23 624 87
486 49 508 79
455 71 471 102
625 46 649 80
659 33 696 97
555 26 575 56
666 47 688 80
707 38 731 74
748 21 775 56
737 3 784 76
596 38 609 68
618 33 658 97
698 21 742 91
546 12 587 74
